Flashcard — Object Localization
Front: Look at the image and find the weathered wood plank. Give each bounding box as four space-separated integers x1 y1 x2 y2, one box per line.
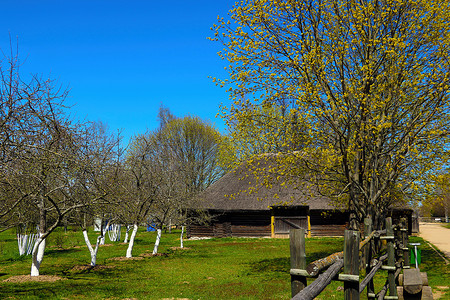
306 228 383 276
360 253 388 293
386 217 398 298
305 250 344 276
290 229 307 297
422 286 434 300
398 272 428 287
403 268 423 295
292 259 344 300
344 230 359 300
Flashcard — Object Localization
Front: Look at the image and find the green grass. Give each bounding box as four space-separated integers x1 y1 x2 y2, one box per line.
443 223 450 230
0 228 448 299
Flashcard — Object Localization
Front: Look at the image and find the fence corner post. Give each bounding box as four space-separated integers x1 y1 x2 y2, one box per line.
401 217 410 268
386 217 398 298
290 228 306 297
344 229 360 300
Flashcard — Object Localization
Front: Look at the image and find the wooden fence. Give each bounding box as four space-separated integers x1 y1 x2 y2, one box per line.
290 217 413 300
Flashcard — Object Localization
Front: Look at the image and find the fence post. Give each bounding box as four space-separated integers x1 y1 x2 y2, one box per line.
364 218 375 298
344 230 360 300
401 217 410 269
290 229 307 297
386 217 398 298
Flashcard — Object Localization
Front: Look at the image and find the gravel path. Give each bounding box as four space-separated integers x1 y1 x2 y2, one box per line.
418 222 450 260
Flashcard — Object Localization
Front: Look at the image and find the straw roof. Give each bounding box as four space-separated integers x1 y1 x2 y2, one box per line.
197 155 334 211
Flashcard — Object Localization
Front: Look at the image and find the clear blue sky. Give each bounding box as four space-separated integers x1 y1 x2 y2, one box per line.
1 0 233 145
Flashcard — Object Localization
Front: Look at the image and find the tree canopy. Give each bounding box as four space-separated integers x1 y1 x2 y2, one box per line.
213 0 450 229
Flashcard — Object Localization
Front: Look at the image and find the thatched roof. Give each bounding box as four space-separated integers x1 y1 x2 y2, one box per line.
197 154 335 211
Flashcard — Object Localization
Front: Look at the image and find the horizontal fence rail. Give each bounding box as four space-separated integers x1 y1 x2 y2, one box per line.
290 216 413 300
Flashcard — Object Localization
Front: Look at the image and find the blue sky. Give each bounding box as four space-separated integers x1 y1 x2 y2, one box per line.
0 1 233 145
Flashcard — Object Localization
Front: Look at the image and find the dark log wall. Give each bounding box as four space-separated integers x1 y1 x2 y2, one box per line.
187 208 413 238
187 210 272 238
309 210 348 237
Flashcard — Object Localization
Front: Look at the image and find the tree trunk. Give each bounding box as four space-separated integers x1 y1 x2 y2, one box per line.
180 226 185 248
126 223 138 258
124 225 132 243
31 197 47 276
30 235 46 276
100 218 105 245
82 230 102 266
152 229 162 254
18 234 27 256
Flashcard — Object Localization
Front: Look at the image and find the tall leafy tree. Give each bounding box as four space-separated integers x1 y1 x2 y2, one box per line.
158 112 225 196
213 0 450 229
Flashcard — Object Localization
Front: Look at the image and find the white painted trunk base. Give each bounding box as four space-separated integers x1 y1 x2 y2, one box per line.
82 230 102 266
30 235 46 276
108 224 121 242
180 226 185 248
126 224 138 258
152 229 162 254
18 233 38 256
124 225 132 243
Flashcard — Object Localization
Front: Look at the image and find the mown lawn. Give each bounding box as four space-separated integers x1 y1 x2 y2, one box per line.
0 228 448 299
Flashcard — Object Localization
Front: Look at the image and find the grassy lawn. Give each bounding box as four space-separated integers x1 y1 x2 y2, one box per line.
0 228 448 299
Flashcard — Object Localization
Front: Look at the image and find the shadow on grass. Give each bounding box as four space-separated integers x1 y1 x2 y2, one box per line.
248 257 289 274
45 248 82 257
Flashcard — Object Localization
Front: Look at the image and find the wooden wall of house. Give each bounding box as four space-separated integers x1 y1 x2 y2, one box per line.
187 210 272 238
187 207 415 238
309 209 348 237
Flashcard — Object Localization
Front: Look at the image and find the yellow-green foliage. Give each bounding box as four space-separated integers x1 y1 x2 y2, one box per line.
212 0 450 225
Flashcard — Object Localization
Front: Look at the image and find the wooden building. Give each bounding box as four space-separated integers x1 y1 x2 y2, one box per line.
187 155 413 238
187 156 349 238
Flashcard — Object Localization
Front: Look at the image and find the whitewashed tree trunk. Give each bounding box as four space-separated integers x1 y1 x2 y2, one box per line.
17 234 27 255
108 224 121 242
30 235 46 276
27 234 38 255
82 230 102 266
152 229 162 254
125 223 138 258
124 225 132 243
180 226 185 248
18 233 38 256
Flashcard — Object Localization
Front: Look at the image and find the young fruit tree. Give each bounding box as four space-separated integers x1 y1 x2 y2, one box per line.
213 0 450 230
0 50 115 275
114 132 165 258
70 121 123 266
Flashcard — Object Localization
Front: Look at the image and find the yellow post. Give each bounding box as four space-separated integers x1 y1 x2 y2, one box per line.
307 215 311 238
271 215 275 238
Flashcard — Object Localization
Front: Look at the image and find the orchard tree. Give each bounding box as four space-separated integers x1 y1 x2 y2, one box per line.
71 121 123 266
123 107 226 253
115 132 164 258
0 49 118 275
213 0 450 229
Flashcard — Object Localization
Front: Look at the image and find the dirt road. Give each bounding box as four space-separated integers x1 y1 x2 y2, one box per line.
418 222 450 260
